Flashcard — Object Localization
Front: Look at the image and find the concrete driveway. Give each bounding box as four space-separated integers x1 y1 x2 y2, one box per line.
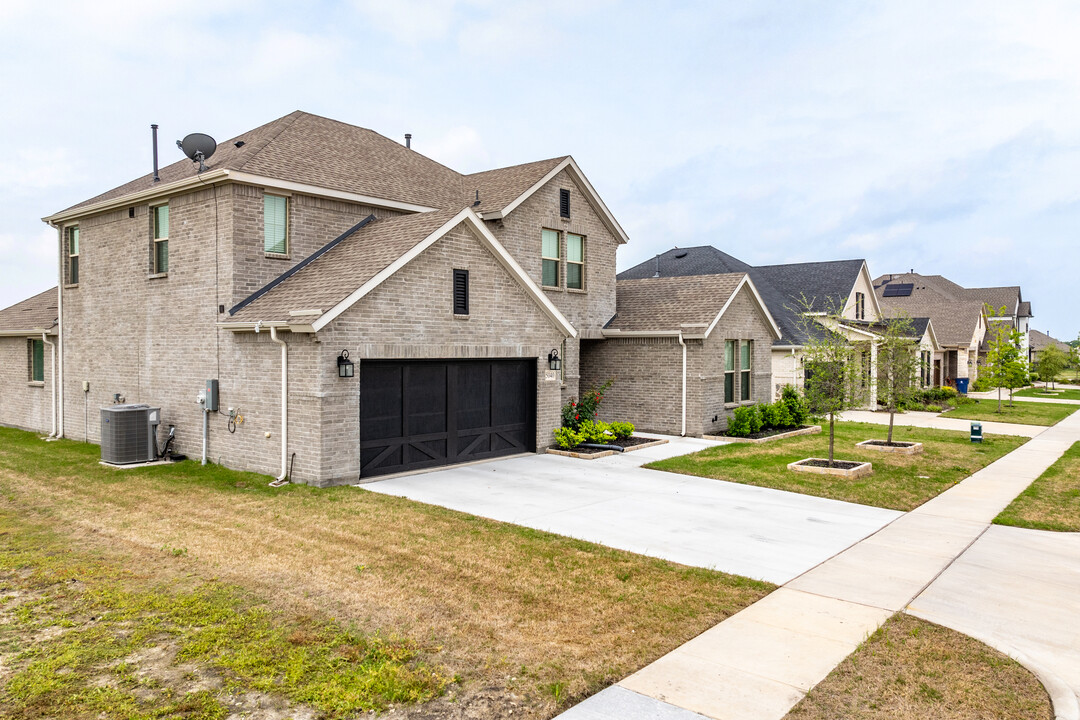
363 436 900 584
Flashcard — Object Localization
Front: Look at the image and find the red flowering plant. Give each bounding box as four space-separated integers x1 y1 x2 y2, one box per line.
560 379 613 430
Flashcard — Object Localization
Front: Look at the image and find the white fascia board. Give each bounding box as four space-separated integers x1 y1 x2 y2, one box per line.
835 322 880 339
771 344 804 350
601 329 688 338
490 157 630 245
704 275 783 340
43 170 438 225
860 261 884 320
925 320 942 352
219 321 289 332
310 208 577 338
0 328 56 337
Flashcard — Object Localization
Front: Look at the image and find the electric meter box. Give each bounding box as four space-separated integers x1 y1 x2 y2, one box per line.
205 379 219 412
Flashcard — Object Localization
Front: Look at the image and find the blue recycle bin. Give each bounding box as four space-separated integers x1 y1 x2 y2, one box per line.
955 377 970 394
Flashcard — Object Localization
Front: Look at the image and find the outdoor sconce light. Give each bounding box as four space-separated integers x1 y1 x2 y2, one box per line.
548 349 562 372
337 349 354 378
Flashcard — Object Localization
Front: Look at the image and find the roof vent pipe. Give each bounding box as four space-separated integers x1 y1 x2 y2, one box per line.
405 133 412 149
151 124 160 183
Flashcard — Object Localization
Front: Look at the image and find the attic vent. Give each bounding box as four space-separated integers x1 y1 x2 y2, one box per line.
674 251 688 259
453 269 469 315
559 189 570 218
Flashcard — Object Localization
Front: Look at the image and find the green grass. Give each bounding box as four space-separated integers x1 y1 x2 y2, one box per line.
995 441 1080 532
941 398 1078 426
0 516 449 720
1015 387 1080 401
646 422 1025 511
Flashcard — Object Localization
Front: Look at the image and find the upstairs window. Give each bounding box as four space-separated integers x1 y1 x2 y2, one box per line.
741 340 753 401
66 226 79 284
453 269 469 315
724 340 736 403
541 229 560 288
559 188 570 218
264 194 289 254
855 291 865 320
567 233 585 290
28 339 44 383
153 204 169 273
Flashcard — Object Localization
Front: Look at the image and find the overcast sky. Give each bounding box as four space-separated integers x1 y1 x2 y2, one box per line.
1 1 1077 340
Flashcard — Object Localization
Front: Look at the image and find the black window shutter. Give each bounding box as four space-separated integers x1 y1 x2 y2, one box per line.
453 269 469 315
559 189 570 218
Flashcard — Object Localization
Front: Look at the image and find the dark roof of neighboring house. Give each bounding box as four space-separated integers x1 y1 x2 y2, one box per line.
618 247 864 346
607 273 748 334
845 316 932 340
0 287 58 333
230 209 460 324
464 157 568 215
1019 300 1032 318
1029 329 1070 354
872 274 985 347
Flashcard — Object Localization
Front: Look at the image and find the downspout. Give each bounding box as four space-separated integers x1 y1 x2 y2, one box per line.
678 332 686 437
269 326 288 483
42 333 56 438
52 223 64 439
791 348 796 387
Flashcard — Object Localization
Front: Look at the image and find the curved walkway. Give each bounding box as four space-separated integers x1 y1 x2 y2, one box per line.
560 411 1080 720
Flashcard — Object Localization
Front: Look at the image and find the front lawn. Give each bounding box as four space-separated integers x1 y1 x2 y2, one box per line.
0 427 772 718
1015 387 1080 401
646 422 1025 511
785 614 1052 720
942 399 1078 426
994 441 1080 532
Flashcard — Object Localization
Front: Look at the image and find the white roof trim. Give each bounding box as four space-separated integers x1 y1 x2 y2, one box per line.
480 157 630 245
924 318 942 352
704 275 783 340
0 328 57 337
310 208 576 337
43 169 437 224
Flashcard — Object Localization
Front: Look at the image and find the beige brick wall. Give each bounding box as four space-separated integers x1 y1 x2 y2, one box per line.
0 336 56 433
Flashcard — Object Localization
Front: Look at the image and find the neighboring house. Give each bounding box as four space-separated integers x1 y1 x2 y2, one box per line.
579 273 780 436
0 288 58 434
1028 329 1071 366
15 110 631 485
841 317 942 389
618 248 885 403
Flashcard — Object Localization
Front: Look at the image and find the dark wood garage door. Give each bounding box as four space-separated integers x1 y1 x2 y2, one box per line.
359 359 536 478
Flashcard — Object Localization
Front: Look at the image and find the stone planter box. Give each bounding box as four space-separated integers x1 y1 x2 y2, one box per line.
705 425 822 444
856 439 924 455
547 437 668 460
788 458 873 478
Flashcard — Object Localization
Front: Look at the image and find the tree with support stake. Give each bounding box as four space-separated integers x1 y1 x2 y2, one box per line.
1035 345 1067 391
983 305 1028 412
874 313 920 445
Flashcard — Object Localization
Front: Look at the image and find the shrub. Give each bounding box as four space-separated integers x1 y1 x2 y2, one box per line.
609 421 634 440
728 406 756 437
780 385 809 426
748 404 764 433
560 379 613 430
972 376 992 392
578 419 614 444
772 400 794 428
553 426 584 450
924 404 943 413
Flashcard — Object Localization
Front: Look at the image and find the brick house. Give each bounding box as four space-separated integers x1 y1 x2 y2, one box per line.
0 288 58 434
24 111 632 485
580 273 780 436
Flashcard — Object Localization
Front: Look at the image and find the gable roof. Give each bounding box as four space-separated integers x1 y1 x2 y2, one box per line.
464 157 567 215
1029 329 1069 354
872 275 986 348
0 287 58 336
617 245 751 280
605 273 781 339
1018 300 1032 318
226 207 575 337
874 272 1022 318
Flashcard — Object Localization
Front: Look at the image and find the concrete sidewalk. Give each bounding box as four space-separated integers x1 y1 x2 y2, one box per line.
968 389 1080 405
561 406 1080 719
839 409 1043 437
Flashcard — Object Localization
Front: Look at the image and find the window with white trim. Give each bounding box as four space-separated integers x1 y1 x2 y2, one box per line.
66 226 79 284
28 339 44 383
567 233 585 290
724 340 736 403
153 204 169 273
541 228 560 288
740 340 753 401
264 194 288 254
855 292 866 320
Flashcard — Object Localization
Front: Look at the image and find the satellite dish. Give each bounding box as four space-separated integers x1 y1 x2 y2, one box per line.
176 133 217 172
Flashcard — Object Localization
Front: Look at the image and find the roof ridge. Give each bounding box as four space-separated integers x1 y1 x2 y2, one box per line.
230 110 305 173
465 156 568 178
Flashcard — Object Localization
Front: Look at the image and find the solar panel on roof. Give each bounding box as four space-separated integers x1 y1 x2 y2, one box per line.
883 283 913 297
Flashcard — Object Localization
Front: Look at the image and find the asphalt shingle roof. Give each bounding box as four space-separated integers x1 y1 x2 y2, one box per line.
1029 329 1069 354
0 287 58 333
607 274 746 333
463 157 568 215
872 273 984 347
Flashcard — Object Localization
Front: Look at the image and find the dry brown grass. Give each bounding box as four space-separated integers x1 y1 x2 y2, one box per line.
786 614 1052 720
0 429 771 717
996 440 1080 531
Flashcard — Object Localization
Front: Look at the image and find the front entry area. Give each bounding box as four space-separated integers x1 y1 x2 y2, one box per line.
359 359 537 478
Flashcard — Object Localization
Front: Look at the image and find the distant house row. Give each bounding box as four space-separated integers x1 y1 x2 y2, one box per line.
0 111 1047 485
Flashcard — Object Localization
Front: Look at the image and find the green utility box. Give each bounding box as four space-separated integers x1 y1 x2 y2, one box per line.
971 421 983 443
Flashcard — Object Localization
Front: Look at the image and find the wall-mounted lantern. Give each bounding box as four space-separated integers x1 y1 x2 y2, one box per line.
337 349 354 378
547 349 561 372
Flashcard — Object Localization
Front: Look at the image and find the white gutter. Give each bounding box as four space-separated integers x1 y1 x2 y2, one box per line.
42 333 56 438
269 326 289 482
678 332 687 437
52 222 64 439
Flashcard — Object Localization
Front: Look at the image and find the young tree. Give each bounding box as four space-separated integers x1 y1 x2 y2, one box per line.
983 306 1028 411
875 314 920 444
1035 344 1067 390
794 297 869 466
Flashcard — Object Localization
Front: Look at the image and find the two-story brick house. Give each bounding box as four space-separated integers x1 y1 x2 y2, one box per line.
32 111 628 484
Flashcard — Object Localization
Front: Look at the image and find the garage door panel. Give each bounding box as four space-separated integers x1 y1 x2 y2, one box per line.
359 364 402 439
456 363 492 430
492 363 530 426
404 364 447 436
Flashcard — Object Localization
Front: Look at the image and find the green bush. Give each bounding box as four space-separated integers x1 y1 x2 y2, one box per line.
578 419 615 444
609 421 634 440
780 385 810 426
561 379 613 430
728 406 756 437
972 376 992 392
924 404 943 413
553 427 584 450
748 404 764 433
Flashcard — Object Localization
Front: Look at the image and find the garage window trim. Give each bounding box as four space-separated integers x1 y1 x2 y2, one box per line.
740 340 753 402
567 233 585 290
541 228 560 288
724 340 736 403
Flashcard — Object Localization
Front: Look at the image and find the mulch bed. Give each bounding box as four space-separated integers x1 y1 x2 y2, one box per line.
860 440 917 448
796 459 865 470
718 425 814 441
564 436 655 456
